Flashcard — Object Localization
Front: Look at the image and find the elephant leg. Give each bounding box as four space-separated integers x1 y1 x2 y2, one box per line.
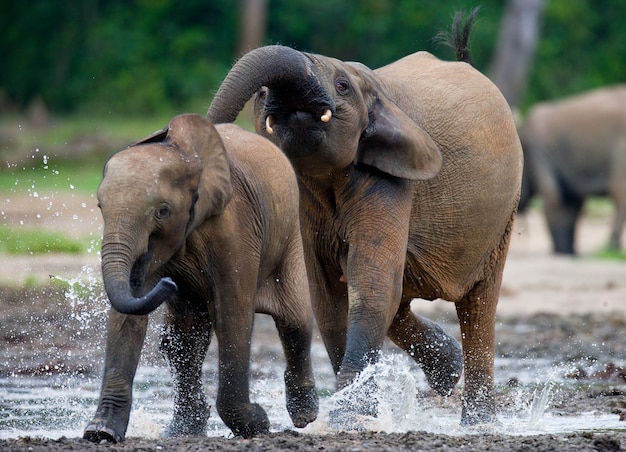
214 289 269 438
308 265 349 376
455 286 498 426
545 195 582 254
262 244 318 428
608 145 626 251
160 303 211 438
273 317 318 428
608 195 626 251
387 301 463 396
84 309 148 443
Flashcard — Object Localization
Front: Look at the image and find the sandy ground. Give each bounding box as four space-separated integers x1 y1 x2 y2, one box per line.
1 192 625 450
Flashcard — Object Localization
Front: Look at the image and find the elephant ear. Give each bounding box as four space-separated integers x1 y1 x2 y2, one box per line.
167 114 233 228
132 126 168 146
357 95 442 180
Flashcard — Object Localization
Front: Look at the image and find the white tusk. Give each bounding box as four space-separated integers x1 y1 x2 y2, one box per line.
265 115 274 134
321 109 332 122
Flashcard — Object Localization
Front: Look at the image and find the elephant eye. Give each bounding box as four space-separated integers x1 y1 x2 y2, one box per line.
155 205 170 220
257 87 268 100
335 78 350 95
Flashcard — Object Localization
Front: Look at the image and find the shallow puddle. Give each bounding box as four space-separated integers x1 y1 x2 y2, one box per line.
2 315 624 440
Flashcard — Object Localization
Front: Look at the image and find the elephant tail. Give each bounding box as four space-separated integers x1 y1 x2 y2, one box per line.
434 6 480 65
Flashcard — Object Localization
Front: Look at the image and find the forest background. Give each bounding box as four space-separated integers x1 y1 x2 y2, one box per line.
1 0 625 120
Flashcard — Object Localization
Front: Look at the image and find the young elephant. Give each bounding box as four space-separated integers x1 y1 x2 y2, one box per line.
207 19 522 425
83 114 318 443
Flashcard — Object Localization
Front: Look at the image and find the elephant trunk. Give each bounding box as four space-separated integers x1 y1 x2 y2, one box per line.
206 45 333 125
101 239 177 316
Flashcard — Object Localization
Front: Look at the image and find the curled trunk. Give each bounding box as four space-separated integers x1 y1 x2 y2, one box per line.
101 242 177 316
206 45 331 125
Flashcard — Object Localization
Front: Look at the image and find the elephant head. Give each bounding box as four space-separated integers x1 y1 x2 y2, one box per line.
206 45 442 180
97 114 232 316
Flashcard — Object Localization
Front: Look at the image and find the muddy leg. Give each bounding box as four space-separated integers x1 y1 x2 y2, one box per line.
84 309 148 443
388 301 463 396
455 286 498 425
270 240 318 427
160 304 211 437
214 292 269 438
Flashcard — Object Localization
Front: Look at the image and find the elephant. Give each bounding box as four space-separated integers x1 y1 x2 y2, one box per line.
206 17 523 426
83 114 318 443
518 85 626 254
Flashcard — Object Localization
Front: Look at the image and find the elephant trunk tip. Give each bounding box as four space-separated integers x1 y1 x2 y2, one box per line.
109 277 178 316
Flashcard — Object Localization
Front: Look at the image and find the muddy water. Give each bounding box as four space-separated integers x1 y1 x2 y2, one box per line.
1 283 624 441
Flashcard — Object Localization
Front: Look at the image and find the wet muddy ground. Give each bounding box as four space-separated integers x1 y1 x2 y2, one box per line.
0 286 625 451
1 193 625 450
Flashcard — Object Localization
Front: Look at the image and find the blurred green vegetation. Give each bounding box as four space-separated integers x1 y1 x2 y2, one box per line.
0 225 88 254
1 0 624 261
1 0 624 117
0 114 171 192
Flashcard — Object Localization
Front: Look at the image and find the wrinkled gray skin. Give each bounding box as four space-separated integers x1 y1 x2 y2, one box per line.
518 85 626 254
206 29 522 425
83 114 318 443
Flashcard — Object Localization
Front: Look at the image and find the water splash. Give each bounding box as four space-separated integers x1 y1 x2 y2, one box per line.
305 353 436 434
527 379 558 430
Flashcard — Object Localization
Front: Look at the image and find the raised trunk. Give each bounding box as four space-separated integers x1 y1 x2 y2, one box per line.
206 45 331 125
101 242 177 316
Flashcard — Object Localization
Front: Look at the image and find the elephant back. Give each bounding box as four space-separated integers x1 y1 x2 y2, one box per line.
214 123 302 243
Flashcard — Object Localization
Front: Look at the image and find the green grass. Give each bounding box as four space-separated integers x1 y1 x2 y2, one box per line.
1 114 173 154
0 115 173 194
593 247 626 261
0 159 103 194
0 225 89 254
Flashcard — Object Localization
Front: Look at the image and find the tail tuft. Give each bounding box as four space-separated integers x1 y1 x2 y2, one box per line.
433 6 481 65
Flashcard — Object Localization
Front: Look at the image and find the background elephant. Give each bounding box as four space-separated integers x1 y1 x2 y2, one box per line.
84 114 318 442
518 85 626 254
206 18 522 426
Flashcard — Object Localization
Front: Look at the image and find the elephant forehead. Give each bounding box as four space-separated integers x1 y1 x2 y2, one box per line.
100 146 199 200
107 146 197 180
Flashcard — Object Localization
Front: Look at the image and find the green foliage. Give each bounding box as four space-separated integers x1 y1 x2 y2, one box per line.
1 0 624 115
266 0 503 70
0 225 87 255
525 0 626 110
1 0 237 115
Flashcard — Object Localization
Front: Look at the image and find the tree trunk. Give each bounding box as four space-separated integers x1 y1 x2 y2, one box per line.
237 0 268 56
488 0 545 110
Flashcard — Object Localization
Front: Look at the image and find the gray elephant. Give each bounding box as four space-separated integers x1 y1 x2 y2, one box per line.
206 19 522 425
518 85 626 254
83 114 318 443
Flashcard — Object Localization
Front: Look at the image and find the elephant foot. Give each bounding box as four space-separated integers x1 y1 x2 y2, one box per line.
163 416 208 438
328 395 377 431
83 421 124 444
285 382 319 428
163 399 210 438
415 318 463 396
328 374 378 431
460 394 498 426
461 410 500 427
219 402 270 438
